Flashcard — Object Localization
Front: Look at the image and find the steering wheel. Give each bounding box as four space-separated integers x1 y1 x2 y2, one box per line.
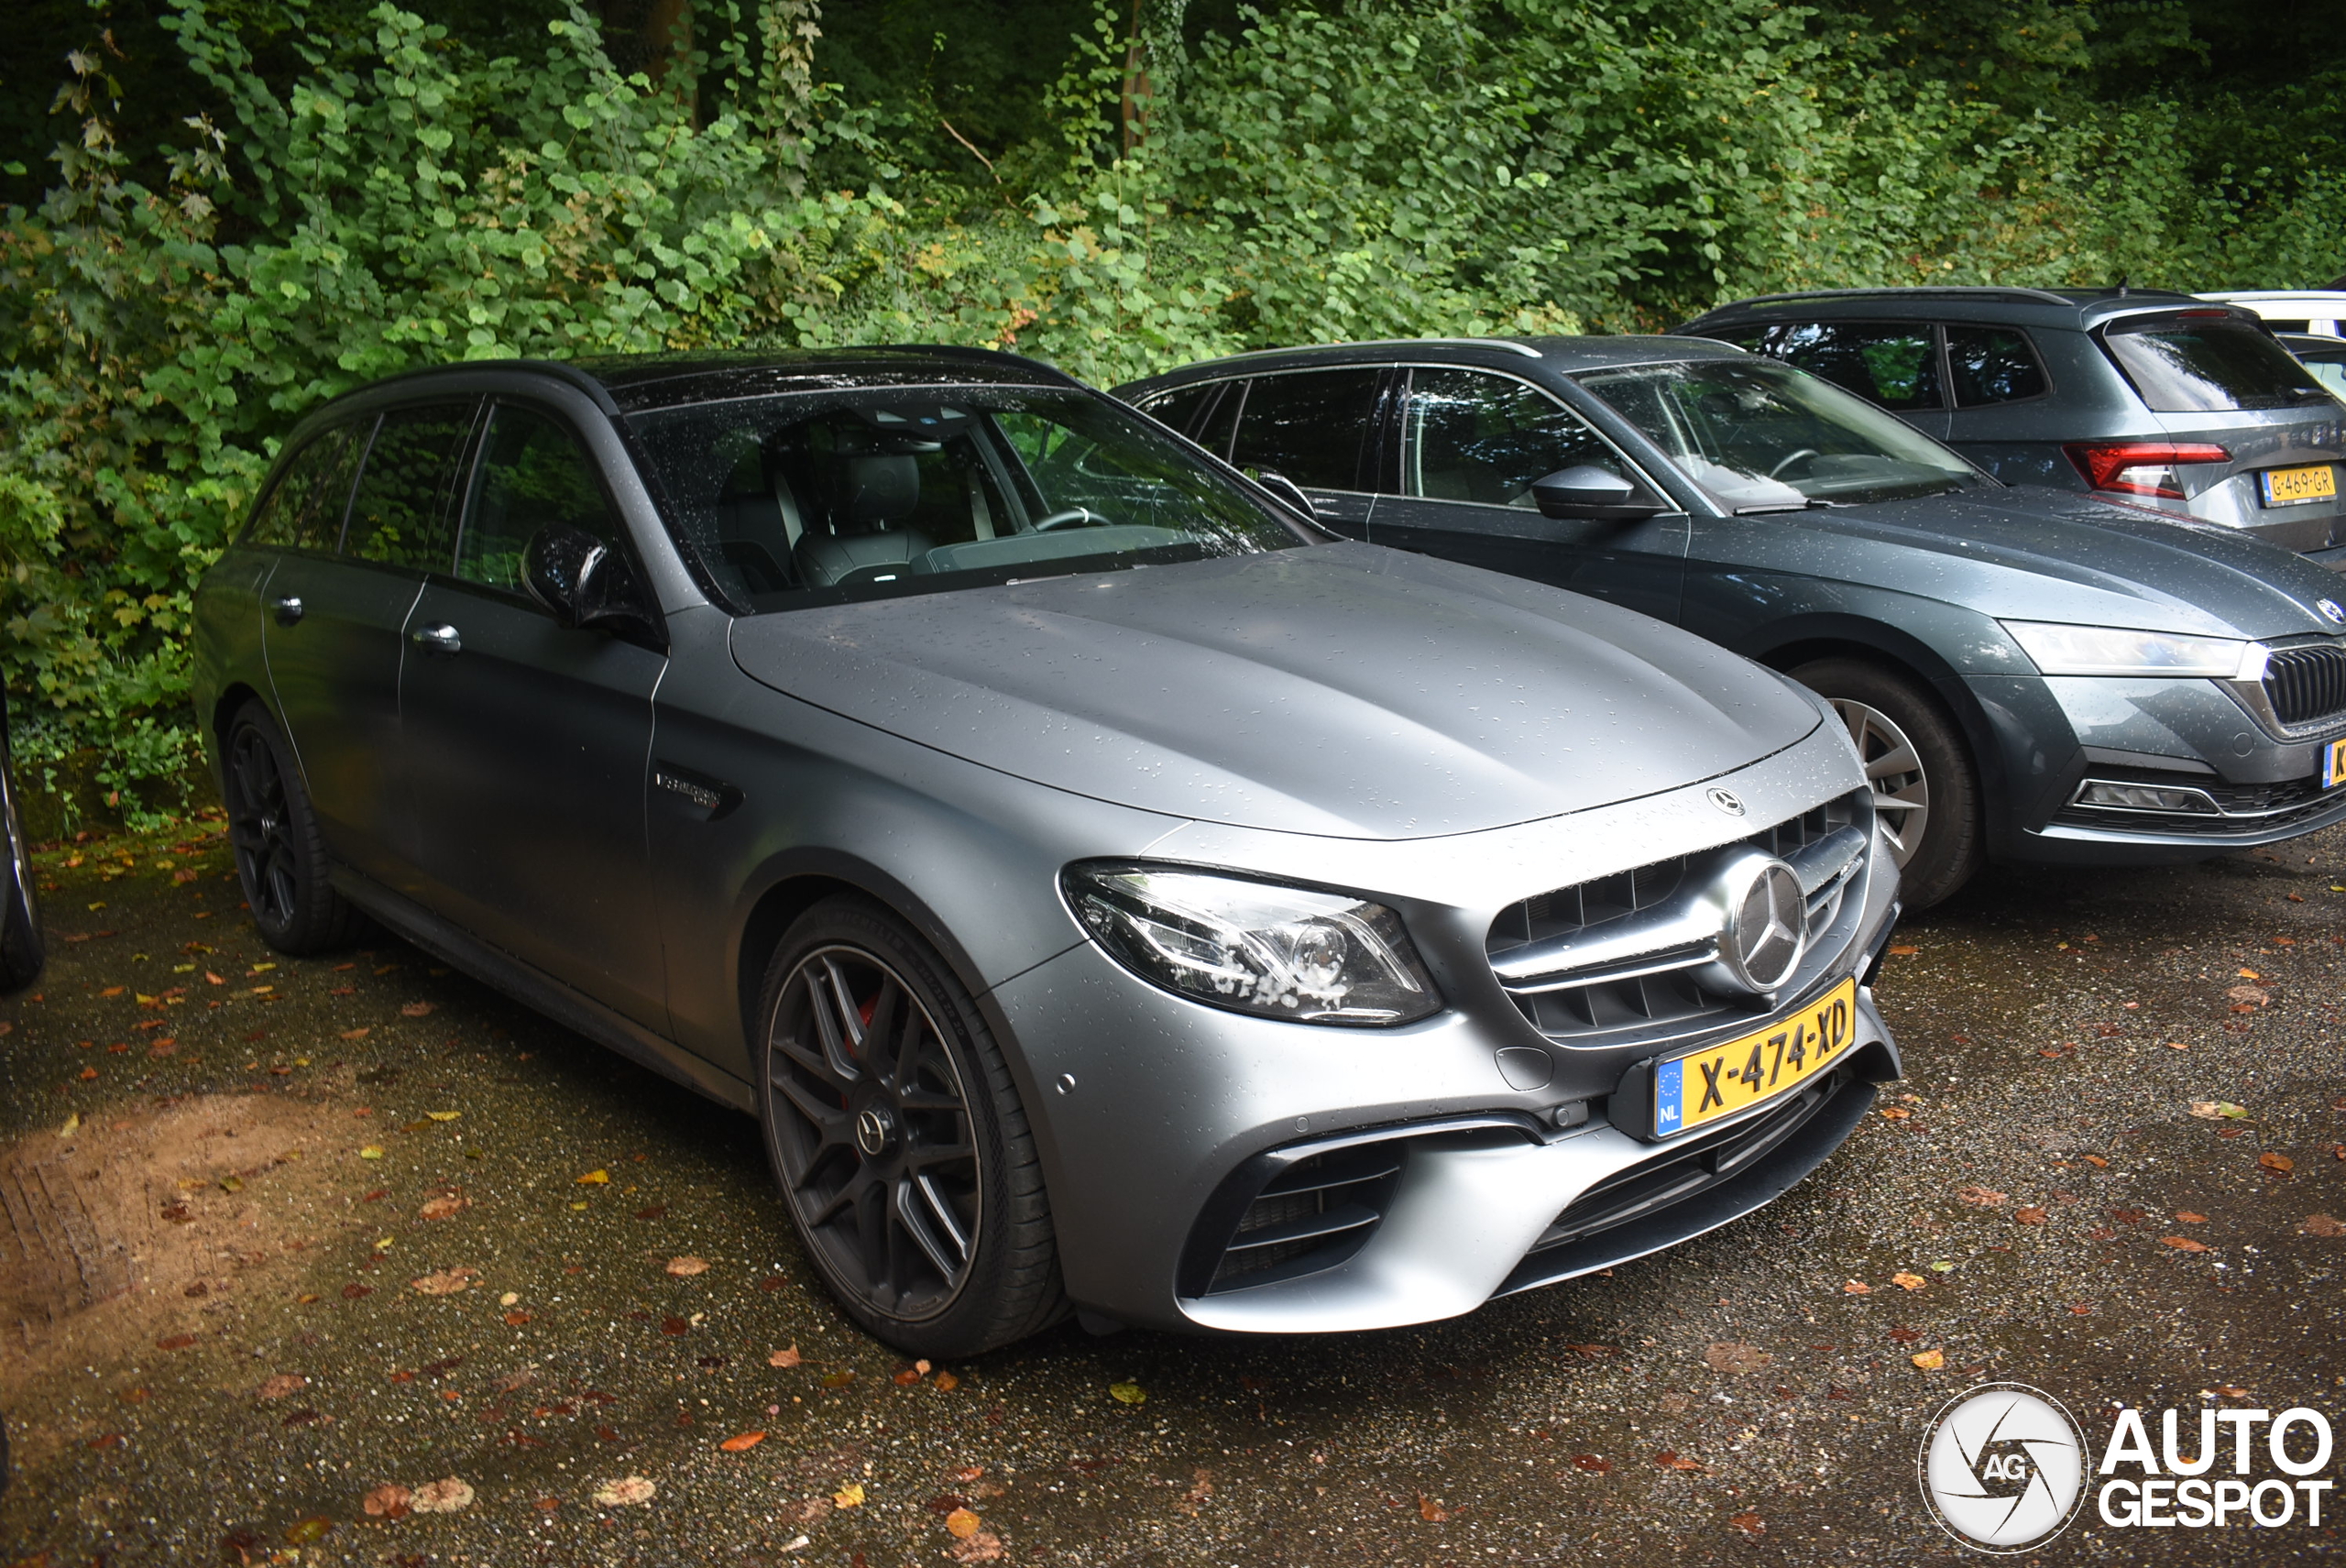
1768 448 1822 479
1033 507 1111 532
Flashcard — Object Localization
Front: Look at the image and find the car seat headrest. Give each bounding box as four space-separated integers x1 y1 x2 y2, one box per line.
827 453 919 528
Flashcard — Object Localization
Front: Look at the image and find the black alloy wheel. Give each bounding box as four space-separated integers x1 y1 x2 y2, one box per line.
222 702 366 954
756 897 1063 1356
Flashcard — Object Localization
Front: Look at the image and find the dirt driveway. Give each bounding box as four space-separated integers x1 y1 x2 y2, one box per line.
3 817 2341 1564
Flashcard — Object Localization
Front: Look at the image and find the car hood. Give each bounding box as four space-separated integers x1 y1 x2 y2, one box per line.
1786 485 2346 638
729 543 1822 839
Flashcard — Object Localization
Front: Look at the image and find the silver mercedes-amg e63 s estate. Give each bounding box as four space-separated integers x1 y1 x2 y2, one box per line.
192 347 1903 1354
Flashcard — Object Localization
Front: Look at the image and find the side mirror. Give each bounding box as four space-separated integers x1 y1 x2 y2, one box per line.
522 523 655 636
1253 469 1320 521
1529 465 1662 522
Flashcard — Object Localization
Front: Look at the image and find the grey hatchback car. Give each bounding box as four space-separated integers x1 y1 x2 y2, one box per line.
1116 336 2346 907
1673 288 2346 565
192 348 1902 1354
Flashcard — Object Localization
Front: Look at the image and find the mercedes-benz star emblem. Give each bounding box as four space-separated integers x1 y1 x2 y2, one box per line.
853 1106 895 1157
1706 786 1746 816
2319 598 2346 626
1718 857 1805 992
1917 1383 2087 1552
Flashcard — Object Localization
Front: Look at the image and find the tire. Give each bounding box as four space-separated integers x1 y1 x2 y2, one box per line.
0 749 45 992
221 701 367 955
753 895 1064 1357
1789 657 1983 909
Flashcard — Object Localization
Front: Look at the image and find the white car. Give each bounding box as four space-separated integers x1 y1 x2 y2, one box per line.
2200 290 2346 338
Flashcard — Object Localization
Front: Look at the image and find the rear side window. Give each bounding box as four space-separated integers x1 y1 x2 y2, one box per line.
2099 316 2328 412
245 422 367 550
1400 368 1629 505
1227 368 1382 489
457 406 620 593
1946 325 2049 406
1135 382 1219 441
345 402 480 570
1738 322 1941 412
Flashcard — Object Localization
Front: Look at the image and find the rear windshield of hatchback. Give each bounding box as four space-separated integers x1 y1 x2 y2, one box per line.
2099 315 2330 412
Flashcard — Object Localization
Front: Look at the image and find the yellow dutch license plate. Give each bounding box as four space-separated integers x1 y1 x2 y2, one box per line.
2327 738 2346 791
1651 977 1858 1138
2260 465 2339 507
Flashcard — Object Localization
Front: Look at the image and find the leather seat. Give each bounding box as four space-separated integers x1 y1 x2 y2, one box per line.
795 452 935 587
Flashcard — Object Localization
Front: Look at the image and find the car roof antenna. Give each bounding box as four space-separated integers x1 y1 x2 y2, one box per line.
2115 275 2130 297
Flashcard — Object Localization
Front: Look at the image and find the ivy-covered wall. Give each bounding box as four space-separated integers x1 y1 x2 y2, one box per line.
1 0 2340 829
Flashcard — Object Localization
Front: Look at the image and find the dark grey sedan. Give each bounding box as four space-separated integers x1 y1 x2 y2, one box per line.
190 348 1902 1353
1117 336 2346 906
1672 287 2346 564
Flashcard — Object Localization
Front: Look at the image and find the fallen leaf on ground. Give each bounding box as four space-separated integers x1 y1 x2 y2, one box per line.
2260 1153 2295 1173
1842 1280 1871 1295
819 1370 854 1387
949 1531 1004 1563
576 1169 609 1184
156 1333 196 1351
2014 1207 2049 1224
1880 1107 1912 1120
1730 1512 1766 1536
283 1518 333 1544
358 1146 384 1160
934 1370 961 1391
719 1431 766 1452
257 1374 307 1400
411 1476 475 1513
362 1483 411 1518
1654 1451 1706 1473
1703 1342 1770 1374
1110 1382 1146 1404
1956 1185 2007 1206
946 1507 982 1539
1571 1454 1612 1474
1889 944 1918 956
426 1110 459 1122
2162 1236 2209 1253
400 1002 436 1016
594 1475 656 1508
419 1196 467 1221
2302 1213 2345 1237
768 1345 802 1367
2226 985 2269 1006
2189 1102 2249 1121
1929 1260 1956 1272
1891 1272 1925 1291
2083 1154 2110 1167
411 1266 480 1296
665 1255 708 1277
337 1027 370 1041
1417 1495 1451 1522
2176 1211 2208 1223
1912 1349 1946 1370
833 1482 866 1508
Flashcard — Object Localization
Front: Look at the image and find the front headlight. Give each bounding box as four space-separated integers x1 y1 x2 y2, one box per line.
1061 863 1441 1026
2001 620 2250 679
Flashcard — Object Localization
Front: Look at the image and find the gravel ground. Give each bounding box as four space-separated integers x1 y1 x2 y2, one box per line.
1 816 2341 1566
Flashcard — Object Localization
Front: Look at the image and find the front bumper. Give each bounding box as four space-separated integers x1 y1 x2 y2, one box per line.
987 727 1902 1333
1969 672 2346 864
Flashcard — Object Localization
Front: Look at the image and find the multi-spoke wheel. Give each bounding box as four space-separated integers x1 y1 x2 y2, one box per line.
755 898 1064 1356
221 701 366 953
1791 658 1981 909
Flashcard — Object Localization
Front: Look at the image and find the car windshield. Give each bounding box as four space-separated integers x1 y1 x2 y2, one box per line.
1572 357 1986 511
629 387 1308 611
2099 315 2333 412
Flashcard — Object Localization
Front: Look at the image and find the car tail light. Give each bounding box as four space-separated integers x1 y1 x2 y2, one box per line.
2063 441 2231 499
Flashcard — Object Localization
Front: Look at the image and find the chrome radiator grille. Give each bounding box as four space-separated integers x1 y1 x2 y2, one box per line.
1485 791 1870 1047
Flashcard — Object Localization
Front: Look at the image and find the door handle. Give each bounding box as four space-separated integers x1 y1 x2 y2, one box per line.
410 622 462 655
270 595 304 626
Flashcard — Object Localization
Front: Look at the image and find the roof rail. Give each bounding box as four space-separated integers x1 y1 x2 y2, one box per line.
1702 286 2141 310
1207 336 1544 363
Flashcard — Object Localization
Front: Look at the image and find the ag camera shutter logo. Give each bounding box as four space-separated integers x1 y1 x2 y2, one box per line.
1917 1384 2087 1552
